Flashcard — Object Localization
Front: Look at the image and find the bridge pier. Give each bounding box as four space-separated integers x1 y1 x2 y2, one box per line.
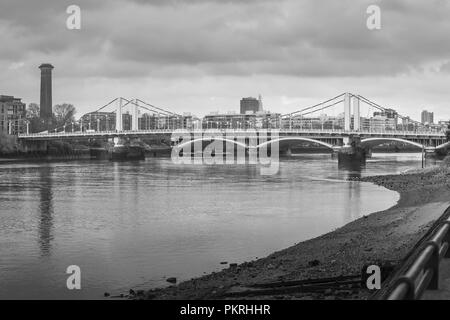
335 136 367 165
109 137 145 161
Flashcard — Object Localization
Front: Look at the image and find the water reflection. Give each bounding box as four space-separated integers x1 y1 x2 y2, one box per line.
38 166 54 256
338 161 364 179
345 182 362 221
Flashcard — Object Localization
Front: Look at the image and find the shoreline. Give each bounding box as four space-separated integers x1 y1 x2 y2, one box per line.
141 162 450 300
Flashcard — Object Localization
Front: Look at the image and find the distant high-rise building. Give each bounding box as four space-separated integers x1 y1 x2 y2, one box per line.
421 110 434 125
39 63 54 120
240 97 260 114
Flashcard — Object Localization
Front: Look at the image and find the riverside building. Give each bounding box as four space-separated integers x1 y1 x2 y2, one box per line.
0 95 26 135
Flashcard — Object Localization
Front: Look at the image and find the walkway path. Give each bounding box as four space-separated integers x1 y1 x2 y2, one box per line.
422 259 450 300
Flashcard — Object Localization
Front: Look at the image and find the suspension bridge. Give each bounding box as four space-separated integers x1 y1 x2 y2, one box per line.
17 93 449 162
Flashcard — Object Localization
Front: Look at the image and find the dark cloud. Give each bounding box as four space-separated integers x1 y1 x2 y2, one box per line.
2 0 450 80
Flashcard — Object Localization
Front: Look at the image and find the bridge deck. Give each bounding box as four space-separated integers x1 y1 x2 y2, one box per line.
18 129 445 140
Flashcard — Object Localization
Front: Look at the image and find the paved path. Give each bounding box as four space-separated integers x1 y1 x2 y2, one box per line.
422 259 450 300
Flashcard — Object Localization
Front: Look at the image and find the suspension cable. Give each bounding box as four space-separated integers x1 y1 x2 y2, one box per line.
121 98 175 117
136 98 180 117
281 93 346 117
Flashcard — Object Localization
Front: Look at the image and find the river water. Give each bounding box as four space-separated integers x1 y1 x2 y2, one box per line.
0 153 432 299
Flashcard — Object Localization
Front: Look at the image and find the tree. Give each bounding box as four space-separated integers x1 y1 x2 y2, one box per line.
27 103 43 133
447 122 450 141
29 117 48 133
25 103 47 133
53 103 76 128
27 103 40 118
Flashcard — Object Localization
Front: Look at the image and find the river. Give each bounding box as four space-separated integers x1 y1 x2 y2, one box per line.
0 153 432 299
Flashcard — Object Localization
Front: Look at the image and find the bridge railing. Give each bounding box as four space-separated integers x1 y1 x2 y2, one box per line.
18 128 446 138
387 214 450 300
279 129 444 136
18 129 176 138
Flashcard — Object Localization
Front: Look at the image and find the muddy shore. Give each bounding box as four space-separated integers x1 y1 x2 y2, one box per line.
139 162 450 300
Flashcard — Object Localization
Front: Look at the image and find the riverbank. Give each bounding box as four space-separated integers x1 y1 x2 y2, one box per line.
140 160 450 300
0 153 91 163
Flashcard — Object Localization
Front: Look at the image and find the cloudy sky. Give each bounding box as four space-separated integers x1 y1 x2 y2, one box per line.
1 0 450 121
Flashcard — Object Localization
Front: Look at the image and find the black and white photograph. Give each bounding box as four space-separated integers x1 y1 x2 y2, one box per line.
1 0 450 312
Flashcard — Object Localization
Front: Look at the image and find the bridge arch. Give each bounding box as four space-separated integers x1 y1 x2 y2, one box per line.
360 138 424 149
436 141 450 150
256 137 334 150
174 137 248 150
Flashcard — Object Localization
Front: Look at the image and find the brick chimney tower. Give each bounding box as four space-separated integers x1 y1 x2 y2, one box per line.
39 63 54 120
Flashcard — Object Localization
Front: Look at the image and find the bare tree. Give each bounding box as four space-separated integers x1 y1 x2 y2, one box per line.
53 103 76 127
25 103 47 133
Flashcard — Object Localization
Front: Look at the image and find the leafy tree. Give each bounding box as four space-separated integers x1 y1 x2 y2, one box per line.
447 122 450 141
53 104 76 128
26 103 40 118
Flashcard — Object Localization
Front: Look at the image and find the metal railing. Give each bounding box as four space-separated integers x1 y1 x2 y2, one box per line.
387 215 450 300
18 128 446 139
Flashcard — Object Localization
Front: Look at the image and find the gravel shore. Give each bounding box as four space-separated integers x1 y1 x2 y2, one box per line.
141 161 450 300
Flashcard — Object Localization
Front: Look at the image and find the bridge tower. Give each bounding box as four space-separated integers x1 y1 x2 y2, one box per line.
344 93 351 131
132 99 139 131
116 97 123 131
352 95 360 131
